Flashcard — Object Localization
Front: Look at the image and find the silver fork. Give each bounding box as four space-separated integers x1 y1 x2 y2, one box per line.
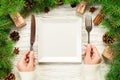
85 15 92 44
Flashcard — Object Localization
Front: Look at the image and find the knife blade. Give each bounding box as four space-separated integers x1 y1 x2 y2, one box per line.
30 15 36 51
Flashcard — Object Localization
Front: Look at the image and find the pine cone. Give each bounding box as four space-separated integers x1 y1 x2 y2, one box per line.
3 73 15 80
10 31 20 41
13 47 19 55
103 32 116 44
25 0 34 9
44 7 50 13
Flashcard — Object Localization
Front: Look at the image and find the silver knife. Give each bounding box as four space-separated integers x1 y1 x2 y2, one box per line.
30 15 36 51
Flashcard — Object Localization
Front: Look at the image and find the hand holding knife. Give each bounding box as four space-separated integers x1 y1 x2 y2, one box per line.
26 15 36 63
17 15 36 70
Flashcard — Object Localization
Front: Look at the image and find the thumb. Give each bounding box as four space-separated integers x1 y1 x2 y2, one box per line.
86 44 92 57
21 50 30 61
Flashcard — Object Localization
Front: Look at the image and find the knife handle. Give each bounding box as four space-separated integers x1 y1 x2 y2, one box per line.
30 45 33 51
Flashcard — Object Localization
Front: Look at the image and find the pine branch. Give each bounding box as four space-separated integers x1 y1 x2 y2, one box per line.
0 0 25 16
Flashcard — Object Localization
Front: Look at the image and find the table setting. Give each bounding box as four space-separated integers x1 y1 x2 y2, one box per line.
1 0 119 80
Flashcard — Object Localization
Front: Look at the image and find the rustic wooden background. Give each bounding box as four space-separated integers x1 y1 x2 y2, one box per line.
12 5 108 80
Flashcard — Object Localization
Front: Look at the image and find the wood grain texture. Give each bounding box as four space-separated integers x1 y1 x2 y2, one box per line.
12 5 108 80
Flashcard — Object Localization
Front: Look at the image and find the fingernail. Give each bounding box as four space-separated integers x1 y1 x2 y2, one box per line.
87 44 90 46
87 44 92 48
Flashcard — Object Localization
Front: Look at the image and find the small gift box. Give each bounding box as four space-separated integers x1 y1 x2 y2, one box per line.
10 12 26 27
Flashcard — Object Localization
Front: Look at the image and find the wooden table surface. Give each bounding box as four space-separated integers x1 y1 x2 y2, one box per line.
13 5 108 80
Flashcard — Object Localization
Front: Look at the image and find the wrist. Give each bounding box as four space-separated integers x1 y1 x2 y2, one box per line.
82 64 100 80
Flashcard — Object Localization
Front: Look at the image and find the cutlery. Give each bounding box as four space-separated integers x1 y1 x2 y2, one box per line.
30 15 36 51
85 15 92 44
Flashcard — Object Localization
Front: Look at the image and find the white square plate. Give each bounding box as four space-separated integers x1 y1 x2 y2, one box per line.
37 17 82 63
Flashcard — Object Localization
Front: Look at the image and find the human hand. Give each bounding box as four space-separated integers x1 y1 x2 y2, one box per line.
83 44 101 64
17 50 35 72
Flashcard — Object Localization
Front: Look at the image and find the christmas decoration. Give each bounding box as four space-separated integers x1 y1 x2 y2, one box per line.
102 46 113 60
13 47 20 55
10 31 20 41
93 13 104 25
25 0 34 9
76 1 87 14
3 73 15 80
0 0 120 80
9 12 26 27
0 1 24 78
102 32 116 44
89 6 97 13
44 7 50 13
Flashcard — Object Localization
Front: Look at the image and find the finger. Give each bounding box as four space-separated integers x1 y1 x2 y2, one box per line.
82 43 91 56
25 58 29 63
91 45 99 56
83 43 88 47
21 50 30 61
82 50 86 56
28 51 35 67
86 44 92 56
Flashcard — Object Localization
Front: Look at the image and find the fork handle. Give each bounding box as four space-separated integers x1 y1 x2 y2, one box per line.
30 45 33 51
88 32 90 44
